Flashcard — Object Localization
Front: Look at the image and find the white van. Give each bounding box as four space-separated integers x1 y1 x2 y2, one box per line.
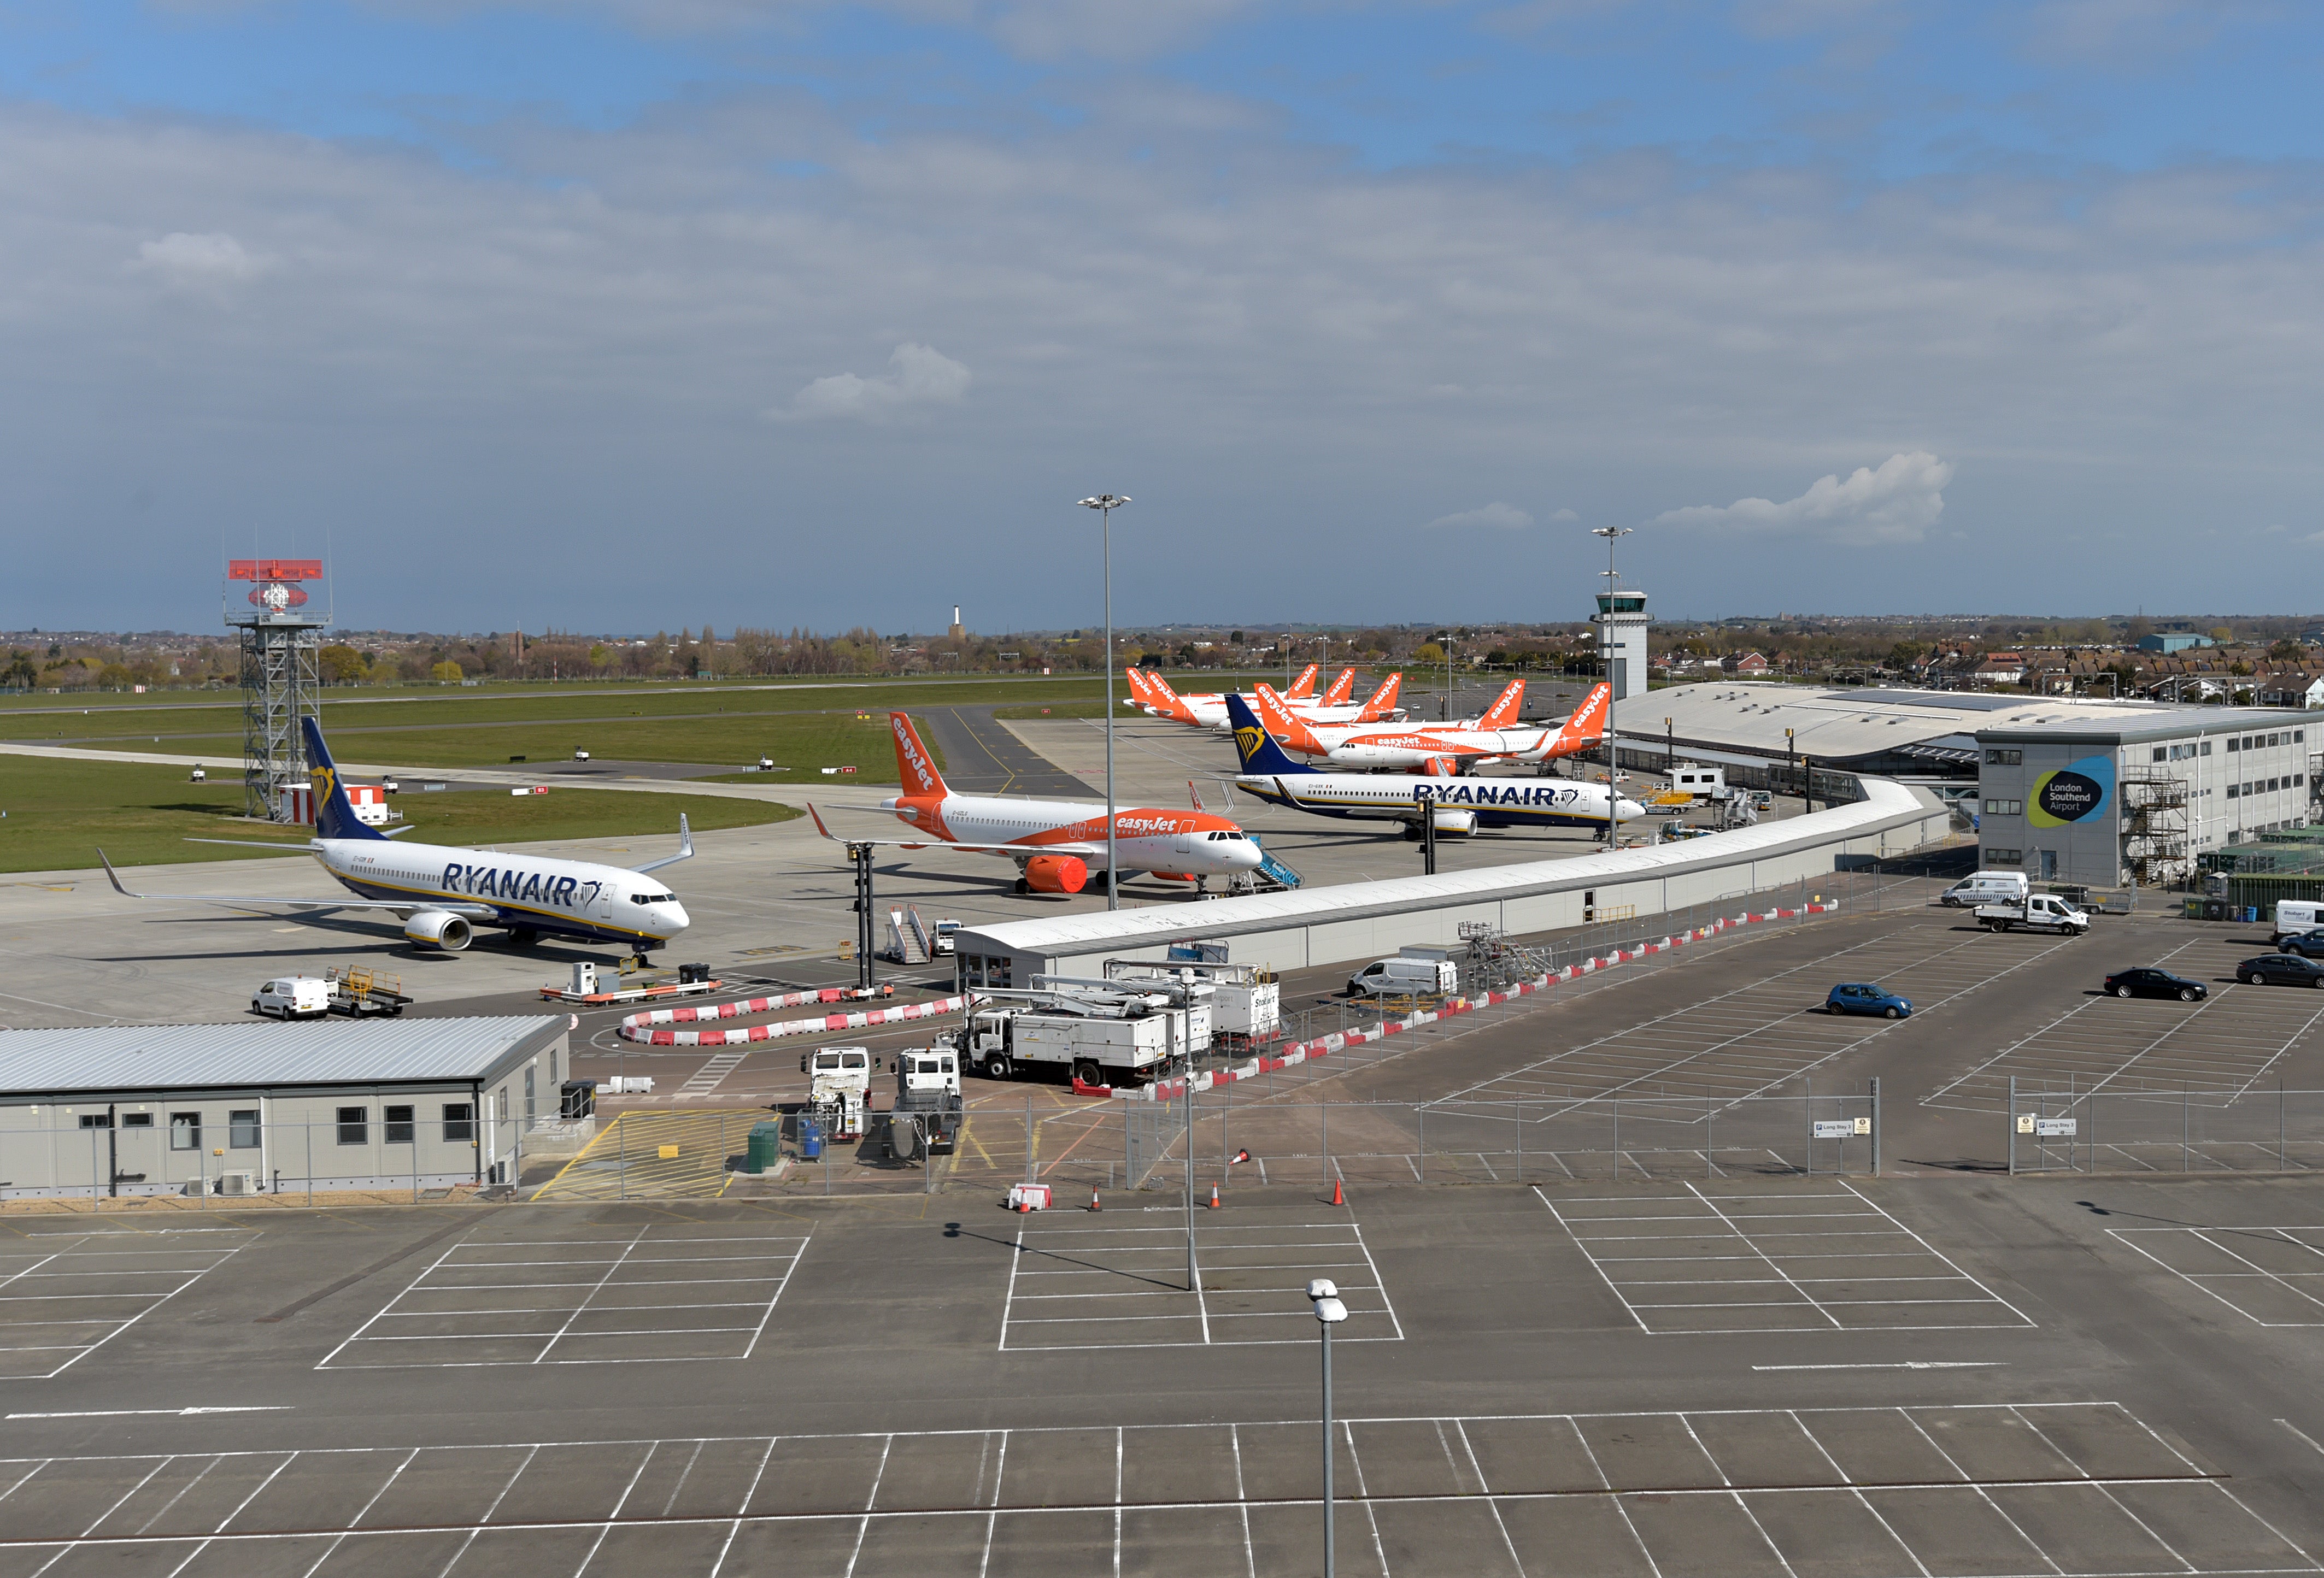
252 978 331 1020
1941 871 2030 908
1348 956 1458 998
2273 900 2323 944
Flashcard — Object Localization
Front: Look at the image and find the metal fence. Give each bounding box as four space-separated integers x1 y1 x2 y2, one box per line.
2008 1080 2324 1175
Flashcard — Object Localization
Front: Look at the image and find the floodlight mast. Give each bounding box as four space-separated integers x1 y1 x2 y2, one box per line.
1077 495 1130 910
1308 1279 1349 1577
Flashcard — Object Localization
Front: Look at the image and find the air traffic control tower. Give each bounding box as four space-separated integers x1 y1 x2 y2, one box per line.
225 558 329 822
1592 586 1649 700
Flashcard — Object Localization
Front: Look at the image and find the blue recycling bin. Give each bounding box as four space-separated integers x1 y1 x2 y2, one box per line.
798 1115 824 1160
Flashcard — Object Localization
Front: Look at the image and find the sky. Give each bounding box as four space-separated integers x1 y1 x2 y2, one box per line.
3 0 2322 635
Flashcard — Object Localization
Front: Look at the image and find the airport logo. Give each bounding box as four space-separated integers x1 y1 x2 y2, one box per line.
2028 754 2114 827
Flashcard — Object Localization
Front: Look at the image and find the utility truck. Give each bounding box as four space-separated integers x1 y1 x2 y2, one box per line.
1975 893 2091 935
884 1047 963 1163
799 1045 877 1142
943 982 1202 1087
1104 958 1279 1048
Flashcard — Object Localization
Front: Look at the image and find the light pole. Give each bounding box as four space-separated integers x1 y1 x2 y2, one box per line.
1308 1277 1349 1577
1078 495 1130 910
1593 526 1632 848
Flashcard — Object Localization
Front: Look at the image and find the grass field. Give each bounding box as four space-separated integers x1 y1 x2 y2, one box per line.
0 758 798 875
0 680 1130 782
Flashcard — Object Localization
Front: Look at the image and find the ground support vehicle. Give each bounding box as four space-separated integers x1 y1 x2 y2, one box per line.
324 965 412 1017
1976 894 2091 935
1104 959 1278 1049
252 977 331 1020
799 1045 876 1141
2273 900 2323 944
884 1048 963 1163
1944 871 2032 908
948 999 1192 1087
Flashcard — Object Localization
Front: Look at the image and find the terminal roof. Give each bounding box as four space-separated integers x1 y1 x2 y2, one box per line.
0 1016 565 1098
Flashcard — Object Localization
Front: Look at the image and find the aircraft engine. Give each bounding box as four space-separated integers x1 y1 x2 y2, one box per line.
403 910 474 951
1023 855 1089 894
1431 809 1478 835
1419 757 1459 777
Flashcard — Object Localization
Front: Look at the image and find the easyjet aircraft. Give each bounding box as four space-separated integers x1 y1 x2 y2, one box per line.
1125 665 1348 718
1130 668 1404 731
1253 681 1611 773
809 713 1263 895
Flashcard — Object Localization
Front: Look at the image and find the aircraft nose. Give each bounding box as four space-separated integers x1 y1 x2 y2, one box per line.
1234 840 1263 868
666 902 692 933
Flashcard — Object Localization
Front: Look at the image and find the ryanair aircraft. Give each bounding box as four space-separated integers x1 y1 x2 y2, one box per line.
1226 694 1645 837
101 717 692 953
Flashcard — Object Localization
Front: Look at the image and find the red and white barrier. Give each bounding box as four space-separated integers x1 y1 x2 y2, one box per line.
620 992 969 1046
1084 898 1842 1100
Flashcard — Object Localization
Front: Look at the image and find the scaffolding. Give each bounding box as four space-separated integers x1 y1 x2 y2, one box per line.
2119 772 2191 889
226 562 329 823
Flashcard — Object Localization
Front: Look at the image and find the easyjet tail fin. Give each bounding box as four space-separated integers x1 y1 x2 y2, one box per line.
1285 663 1319 700
1358 673 1402 721
1478 679 1525 729
1537 682 1610 759
1141 669 1199 724
888 712 949 798
1250 685 1327 757
1321 667 1356 706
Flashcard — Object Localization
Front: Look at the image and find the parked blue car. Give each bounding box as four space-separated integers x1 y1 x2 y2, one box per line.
1827 982 1912 1018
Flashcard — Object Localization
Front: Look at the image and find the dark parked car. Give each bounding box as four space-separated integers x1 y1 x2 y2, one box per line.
2278 928 2324 960
2236 954 2324 988
1827 982 1912 1018
2102 968 2208 1002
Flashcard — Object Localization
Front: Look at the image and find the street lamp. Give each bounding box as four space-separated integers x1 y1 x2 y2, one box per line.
1592 526 1633 848
1078 494 1130 910
1308 1277 1349 1578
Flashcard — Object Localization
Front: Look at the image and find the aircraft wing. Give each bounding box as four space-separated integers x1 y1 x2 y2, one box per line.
98 850 496 918
630 814 694 875
806 806 1100 859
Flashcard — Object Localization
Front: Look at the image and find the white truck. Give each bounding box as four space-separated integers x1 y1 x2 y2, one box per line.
1975 893 2091 935
251 977 332 1020
1105 959 1280 1047
949 1000 1194 1087
884 1048 963 1163
799 1045 877 1141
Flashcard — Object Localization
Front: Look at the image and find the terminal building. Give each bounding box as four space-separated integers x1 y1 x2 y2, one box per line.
0 1016 569 1199
1973 710 2313 888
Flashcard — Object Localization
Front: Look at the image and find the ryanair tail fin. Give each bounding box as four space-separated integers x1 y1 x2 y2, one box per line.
1321 667 1356 706
1478 679 1525 729
1358 673 1402 720
1285 663 1319 700
301 717 389 843
888 712 950 798
1225 694 1319 776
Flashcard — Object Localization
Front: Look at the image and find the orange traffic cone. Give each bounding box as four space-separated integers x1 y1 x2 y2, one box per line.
1329 1175 1345 1207
1208 1182 1222 1209
1089 1185 1102 1212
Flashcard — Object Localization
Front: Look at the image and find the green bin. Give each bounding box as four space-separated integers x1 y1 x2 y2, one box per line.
746 1121 784 1175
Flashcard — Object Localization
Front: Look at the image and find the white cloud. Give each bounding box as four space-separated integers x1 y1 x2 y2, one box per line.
131 231 272 288
1425 501 1533 531
1652 452 1956 546
768 342 972 422
1548 507 1580 523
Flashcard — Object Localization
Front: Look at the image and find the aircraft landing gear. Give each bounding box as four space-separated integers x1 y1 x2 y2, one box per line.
1012 877 1030 897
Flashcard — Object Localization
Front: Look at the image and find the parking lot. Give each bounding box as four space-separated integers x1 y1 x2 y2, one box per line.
0 1226 255 1380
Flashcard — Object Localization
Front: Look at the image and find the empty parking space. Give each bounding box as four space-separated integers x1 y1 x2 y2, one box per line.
2110 1224 2324 1325
0 1403 2300 1577
0 1227 255 1380
1444 924 2080 1106
998 1220 1401 1351
1540 1181 2033 1334
316 1222 811 1368
1924 977 2324 1113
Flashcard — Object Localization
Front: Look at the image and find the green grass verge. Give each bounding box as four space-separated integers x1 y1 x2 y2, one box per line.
0 757 796 875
